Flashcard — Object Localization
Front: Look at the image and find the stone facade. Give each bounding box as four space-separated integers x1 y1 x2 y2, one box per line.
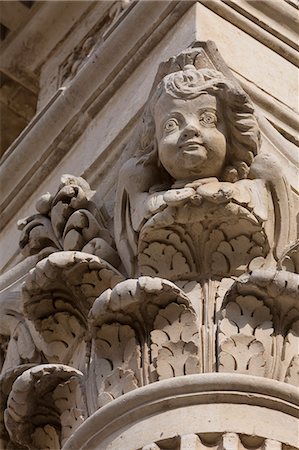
0 2 298 449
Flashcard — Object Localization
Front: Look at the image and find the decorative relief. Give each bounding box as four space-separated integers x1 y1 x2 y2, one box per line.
218 295 273 376
59 1 133 86
218 269 299 382
1 42 298 449
4 365 86 450
89 276 199 405
151 302 200 380
138 226 197 280
93 323 141 407
140 433 283 450
137 188 270 280
0 364 36 449
22 251 124 365
18 174 119 268
0 299 42 375
278 240 299 274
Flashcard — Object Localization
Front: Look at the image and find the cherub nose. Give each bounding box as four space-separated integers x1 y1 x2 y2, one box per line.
182 122 201 139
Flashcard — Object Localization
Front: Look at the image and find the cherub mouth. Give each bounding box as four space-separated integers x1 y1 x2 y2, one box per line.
180 141 204 150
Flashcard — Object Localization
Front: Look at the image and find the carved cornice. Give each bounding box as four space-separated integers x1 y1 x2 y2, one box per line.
200 0 299 66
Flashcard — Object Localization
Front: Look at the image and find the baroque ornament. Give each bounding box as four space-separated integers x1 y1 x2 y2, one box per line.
1 42 298 449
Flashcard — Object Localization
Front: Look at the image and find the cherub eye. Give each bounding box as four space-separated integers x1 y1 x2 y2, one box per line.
164 118 179 132
199 111 217 126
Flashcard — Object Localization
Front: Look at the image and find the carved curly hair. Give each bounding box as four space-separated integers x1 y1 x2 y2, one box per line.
137 66 261 182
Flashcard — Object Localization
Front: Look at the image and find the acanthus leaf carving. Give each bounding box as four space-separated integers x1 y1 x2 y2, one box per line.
89 277 198 401
0 364 36 449
218 295 273 376
151 302 200 380
0 307 42 375
93 322 141 408
22 251 124 365
153 341 199 380
219 335 266 375
90 276 191 331
138 226 197 279
218 270 299 381
98 367 139 407
151 302 199 345
282 318 299 385
278 240 299 274
4 364 86 450
1 41 298 450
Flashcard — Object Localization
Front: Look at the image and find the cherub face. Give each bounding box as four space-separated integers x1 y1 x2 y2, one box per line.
154 93 227 181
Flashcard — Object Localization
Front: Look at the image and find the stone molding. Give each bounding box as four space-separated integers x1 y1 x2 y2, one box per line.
200 0 298 67
62 373 299 450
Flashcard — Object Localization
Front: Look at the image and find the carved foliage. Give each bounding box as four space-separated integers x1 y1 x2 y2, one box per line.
282 316 299 386
22 251 124 365
0 364 36 449
89 277 200 405
4 365 86 450
0 316 41 375
138 226 197 280
207 227 267 277
218 295 273 376
151 303 200 380
18 175 119 268
94 323 141 407
138 201 269 280
217 270 299 382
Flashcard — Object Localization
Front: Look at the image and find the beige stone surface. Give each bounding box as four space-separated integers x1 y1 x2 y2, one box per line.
0 2 298 449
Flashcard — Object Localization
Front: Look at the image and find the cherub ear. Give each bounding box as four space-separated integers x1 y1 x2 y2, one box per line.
250 153 295 261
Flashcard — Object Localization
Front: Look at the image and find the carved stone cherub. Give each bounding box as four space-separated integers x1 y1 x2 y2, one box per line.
114 55 292 280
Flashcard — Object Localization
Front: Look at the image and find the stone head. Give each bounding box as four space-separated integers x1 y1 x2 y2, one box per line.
139 65 260 183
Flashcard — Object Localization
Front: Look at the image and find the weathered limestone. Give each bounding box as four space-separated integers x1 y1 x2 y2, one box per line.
0 2 298 449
